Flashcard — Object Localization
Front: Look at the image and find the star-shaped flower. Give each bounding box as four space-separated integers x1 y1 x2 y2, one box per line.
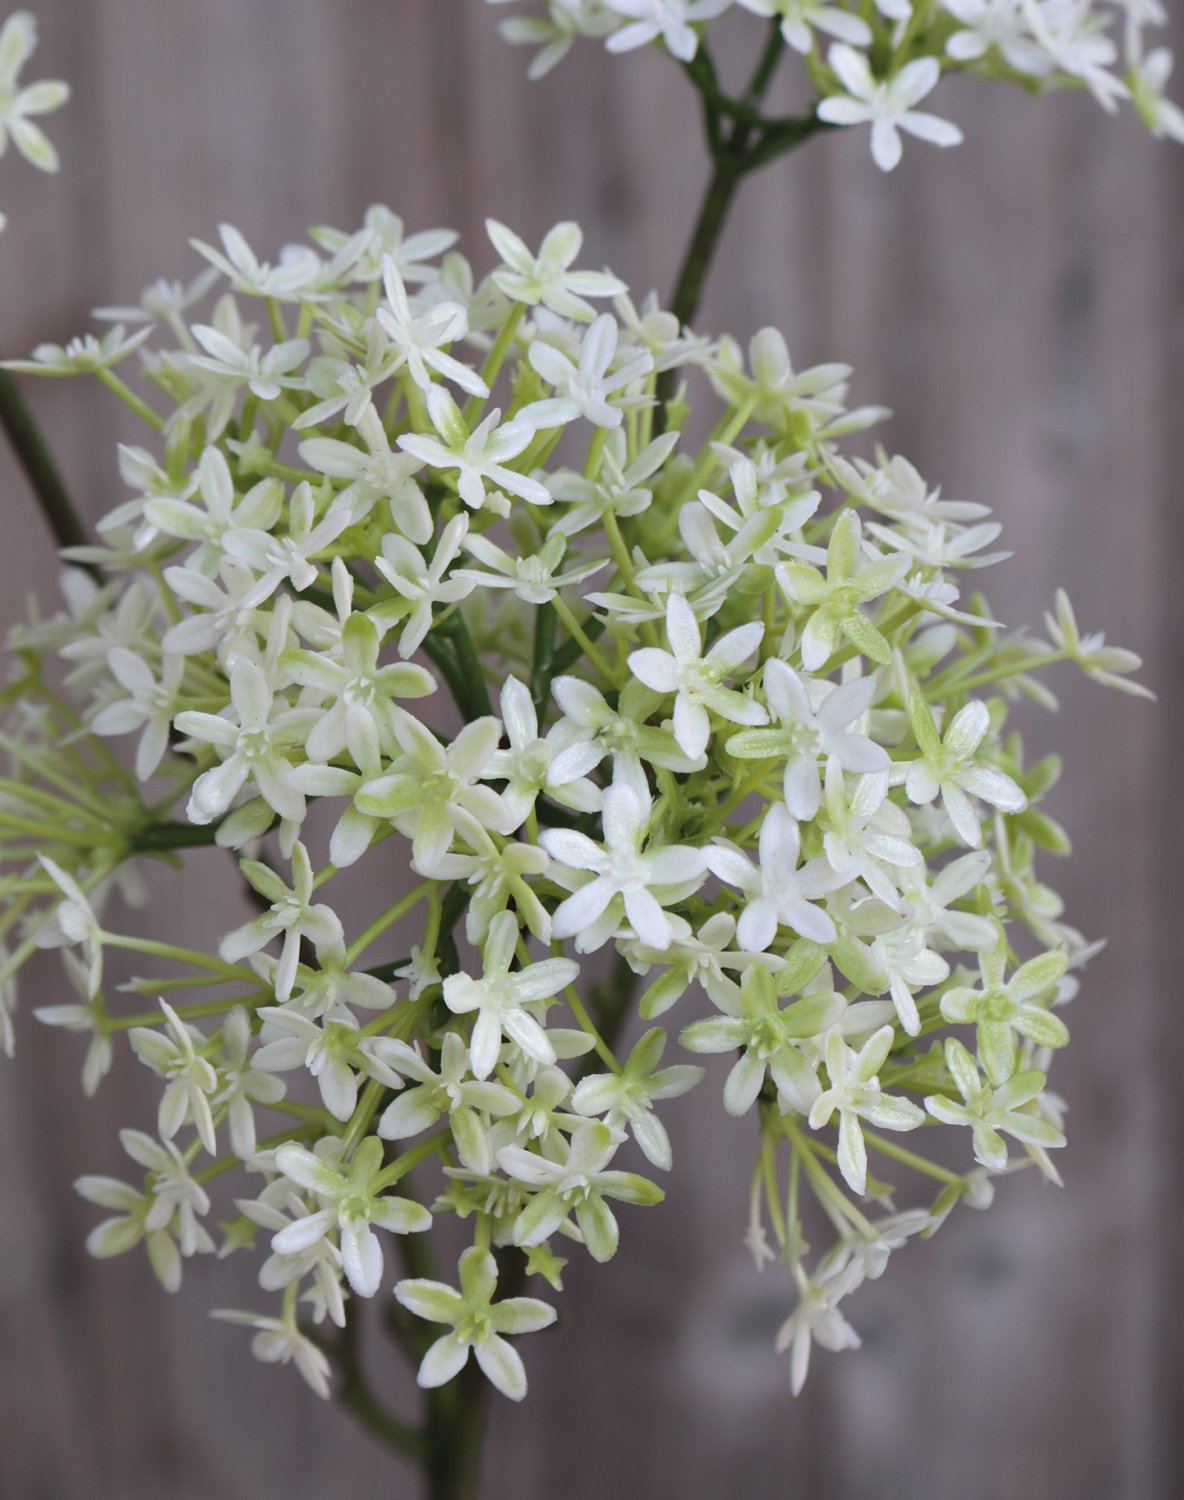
395 1245 556 1401
628 591 766 760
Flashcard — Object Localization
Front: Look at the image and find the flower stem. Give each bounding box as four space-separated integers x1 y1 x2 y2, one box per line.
0 368 95 565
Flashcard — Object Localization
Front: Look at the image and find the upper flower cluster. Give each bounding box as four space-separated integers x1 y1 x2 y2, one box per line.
0 207 1148 1404
488 0 1183 170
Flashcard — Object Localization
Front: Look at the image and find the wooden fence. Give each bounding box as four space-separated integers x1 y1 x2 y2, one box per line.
0 3 1180 1496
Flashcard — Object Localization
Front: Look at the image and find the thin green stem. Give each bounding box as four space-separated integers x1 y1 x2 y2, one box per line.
96 368 165 430
0 368 95 563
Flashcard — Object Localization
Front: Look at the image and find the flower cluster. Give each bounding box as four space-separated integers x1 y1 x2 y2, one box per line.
0 9 68 233
0 210 1148 1403
488 0 1183 170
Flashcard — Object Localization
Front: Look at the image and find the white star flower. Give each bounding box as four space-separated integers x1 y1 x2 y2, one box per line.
627 591 767 760
708 802 846 951
376 256 489 398
522 314 654 430
398 385 551 511
817 46 964 172
0 11 69 174
603 0 730 62
486 219 626 321
443 911 578 1079
540 778 708 951
395 1246 556 1401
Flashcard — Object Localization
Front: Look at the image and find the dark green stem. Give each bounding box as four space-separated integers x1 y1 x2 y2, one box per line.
128 821 222 853
530 599 557 722
422 1354 492 1500
0 369 96 569
667 26 830 336
328 1313 426 1467
424 609 492 720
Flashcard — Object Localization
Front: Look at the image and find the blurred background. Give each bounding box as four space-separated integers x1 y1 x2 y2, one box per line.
0 1 1180 1496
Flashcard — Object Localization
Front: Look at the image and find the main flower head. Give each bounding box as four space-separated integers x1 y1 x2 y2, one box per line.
0 208 1148 1402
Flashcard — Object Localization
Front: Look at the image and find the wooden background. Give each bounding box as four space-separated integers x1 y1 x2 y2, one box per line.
0 2 1180 1496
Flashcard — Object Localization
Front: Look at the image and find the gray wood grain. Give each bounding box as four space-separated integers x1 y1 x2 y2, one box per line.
0 2 1179 1495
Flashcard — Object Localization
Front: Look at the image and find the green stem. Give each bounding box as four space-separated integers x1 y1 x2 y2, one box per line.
330 1312 426 1467
0 368 95 565
96 368 165 430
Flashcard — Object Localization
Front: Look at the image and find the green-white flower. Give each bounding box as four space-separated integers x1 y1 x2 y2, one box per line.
395 1245 557 1401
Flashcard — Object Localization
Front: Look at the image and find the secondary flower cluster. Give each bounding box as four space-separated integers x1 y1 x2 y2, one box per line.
488 0 1183 170
0 210 1148 1403
0 9 68 233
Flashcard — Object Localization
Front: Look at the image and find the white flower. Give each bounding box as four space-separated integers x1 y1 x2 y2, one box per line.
76 1129 215 1292
905 695 1027 847
191 223 321 299
498 1120 663 1261
354 712 516 872
397 386 551 510
188 322 309 400
376 1033 520 1174
175 656 316 825
373 513 474 657
540 778 708 951
93 268 220 338
1021 0 1128 112
299 402 432 538
708 803 845 951
571 1026 702 1168
775 1268 861 1396
456 529 606 605
942 0 1052 73
549 674 702 781
0 11 69 173
734 0 871 55
776 509 910 670
34 857 104 998
253 1010 380 1121
33 950 112 1094
808 1027 925 1194
163 557 265 666
486 219 626 320
282 611 435 770
925 1038 1066 1169
219 843 345 1002
603 0 729 62
212 1307 332 1399
214 1006 285 1158
143 445 281 571
442 910 578 1079
939 946 1068 1084
726 660 886 821
90 646 184 780
627 591 767 760
1042 588 1153 697
272 1137 431 1298
2 323 152 376
550 429 678 536
395 1245 556 1401
129 1000 221 1154
1131 47 1184 143
523 314 654 430
483 675 603 825
376 256 489 398
681 966 842 1118
223 481 350 606
821 761 922 908
817 46 964 172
